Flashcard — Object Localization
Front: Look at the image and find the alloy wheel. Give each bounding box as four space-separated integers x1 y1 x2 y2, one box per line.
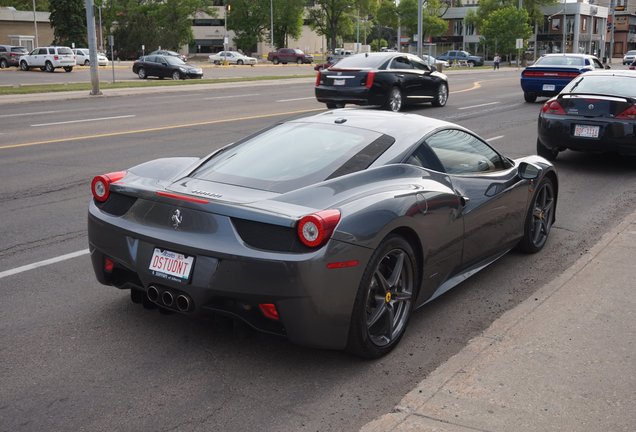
529 180 555 249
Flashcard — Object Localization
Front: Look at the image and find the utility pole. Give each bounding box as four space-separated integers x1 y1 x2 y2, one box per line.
84 0 101 95
32 0 39 47
609 0 615 63
417 0 423 58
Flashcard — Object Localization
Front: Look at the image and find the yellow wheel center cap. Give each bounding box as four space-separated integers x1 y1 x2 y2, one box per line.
385 292 392 303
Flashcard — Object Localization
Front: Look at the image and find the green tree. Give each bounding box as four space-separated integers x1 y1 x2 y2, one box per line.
375 0 398 31
49 0 87 47
0 0 48 10
226 0 269 53
272 0 305 48
398 0 448 43
307 0 354 51
479 5 532 58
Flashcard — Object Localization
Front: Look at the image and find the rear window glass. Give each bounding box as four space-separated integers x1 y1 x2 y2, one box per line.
331 54 391 69
535 56 585 66
192 122 393 193
58 47 73 55
12 47 28 53
563 75 636 97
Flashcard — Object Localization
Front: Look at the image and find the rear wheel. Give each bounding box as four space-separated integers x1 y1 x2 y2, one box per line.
84 59 90 66
432 83 448 107
45 61 54 72
137 68 146 79
273 58 279 65
20 61 29 71
536 138 558 161
517 176 556 253
467 60 475 67
524 91 537 103
347 235 417 359
385 87 403 112
0 59 8 69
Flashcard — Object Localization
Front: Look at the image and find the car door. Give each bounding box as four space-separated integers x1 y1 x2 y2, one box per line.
156 56 171 78
33 48 48 67
410 56 438 99
424 129 529 269
388 56 422 100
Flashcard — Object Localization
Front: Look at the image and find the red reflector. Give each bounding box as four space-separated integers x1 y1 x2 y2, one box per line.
616 105 636 120
104 257 115 273
365 71 375 89
155 191 209 204
326 260 360 269
259 303 280 320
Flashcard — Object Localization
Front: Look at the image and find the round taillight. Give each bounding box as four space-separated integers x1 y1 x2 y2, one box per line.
297 209 341 248
91 171 126 202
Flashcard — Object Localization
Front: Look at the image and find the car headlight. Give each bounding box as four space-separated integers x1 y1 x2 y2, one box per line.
179 67 187 72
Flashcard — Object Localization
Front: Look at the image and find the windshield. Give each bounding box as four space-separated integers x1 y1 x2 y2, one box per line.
192 122 394 193
563 75 636 97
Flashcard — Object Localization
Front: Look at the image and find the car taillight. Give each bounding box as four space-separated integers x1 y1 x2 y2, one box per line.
365 71 375 89
542 100 566 115
91 171 126 202
54 55 59 60
297 209 341 248
259 303 279 320
616 105 636 120
315 71 321 86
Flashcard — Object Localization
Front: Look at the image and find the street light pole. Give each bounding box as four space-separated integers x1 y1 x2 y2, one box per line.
270 0 274 48
417 0 423 58
32 0 39 47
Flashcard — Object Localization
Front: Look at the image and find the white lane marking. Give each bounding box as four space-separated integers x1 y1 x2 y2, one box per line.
458 102 500 110
31 115 136 127
202 93 259 100
0 249 89 279
276 97 316 102
0 110 61 119
486 135 504 142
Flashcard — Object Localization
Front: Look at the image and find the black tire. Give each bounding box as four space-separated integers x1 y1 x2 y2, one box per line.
467 60 475 67
517 176 556 253
524 92 537 103
325 102 345 109
84 59 90 66
297 58 303 64
45 61 54 72
214 60 220 65
0 59 8 69
536 138 558 161
237 59 243 65
432 83 448 107
385 86 403 112
20 61 29 71
172 70 181 80
138 68 146 79
63 66 73 72
273 58 279 65
346 235 418 359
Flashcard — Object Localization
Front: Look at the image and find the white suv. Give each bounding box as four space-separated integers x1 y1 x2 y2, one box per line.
73 48 109 66
623 50 636 65
19 46 76 72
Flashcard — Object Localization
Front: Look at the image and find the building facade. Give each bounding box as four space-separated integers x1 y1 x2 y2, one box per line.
0 7 54 51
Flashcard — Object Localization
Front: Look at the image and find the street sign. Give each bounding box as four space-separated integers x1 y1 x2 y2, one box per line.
516 38 524 49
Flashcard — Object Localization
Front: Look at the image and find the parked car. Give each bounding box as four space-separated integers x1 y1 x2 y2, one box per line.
19 46 75 72
622 50 636 65
88 109 558 358
148 49 188 62
536 70 636 160
436 50 483 66
630 59 636 70
267 48 313 64
0 44 28 68
132 55 203 80
422 54 449 68
520 53 607 103
315 52 449 112
72 48 109 66
208 51 256 65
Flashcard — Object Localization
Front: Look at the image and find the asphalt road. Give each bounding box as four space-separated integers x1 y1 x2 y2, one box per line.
1 69 635 432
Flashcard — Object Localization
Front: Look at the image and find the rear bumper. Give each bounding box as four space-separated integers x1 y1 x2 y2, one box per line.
315 86 382 106
520 78 571 97
538 115 636 155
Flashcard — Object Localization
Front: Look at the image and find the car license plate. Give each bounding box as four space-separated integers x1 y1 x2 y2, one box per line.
574 125 600 138
333 79 345 86
149 248 194 282
542 84 556 91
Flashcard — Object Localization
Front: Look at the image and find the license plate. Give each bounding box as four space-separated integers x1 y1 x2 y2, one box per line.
542 84 556 91
574 125 600 138
333 79 345 86
149 248 194 282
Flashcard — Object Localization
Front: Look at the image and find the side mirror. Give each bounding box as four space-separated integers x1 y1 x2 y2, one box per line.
518 161 542 180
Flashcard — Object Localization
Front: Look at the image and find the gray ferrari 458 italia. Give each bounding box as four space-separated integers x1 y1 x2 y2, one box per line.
88 109 558 358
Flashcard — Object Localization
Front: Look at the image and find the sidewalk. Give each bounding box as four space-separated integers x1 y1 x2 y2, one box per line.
362 210 636 432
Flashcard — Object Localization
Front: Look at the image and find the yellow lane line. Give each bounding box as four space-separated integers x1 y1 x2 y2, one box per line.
0 108 324 150
451 81 481 94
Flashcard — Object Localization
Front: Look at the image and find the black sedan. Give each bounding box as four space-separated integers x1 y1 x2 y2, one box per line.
88 109 557 358
315 52 449 112
132 55 203 80
537 70 636 160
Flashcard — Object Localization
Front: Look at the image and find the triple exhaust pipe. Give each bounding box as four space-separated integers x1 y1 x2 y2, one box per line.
147 285 192 312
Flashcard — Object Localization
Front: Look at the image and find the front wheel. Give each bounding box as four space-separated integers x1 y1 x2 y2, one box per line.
84 60 90 66
172 71 181 80
273 58 279 65
385 87 403 112
63 66 73 72
45 61 54 72
524 91 537 103
137 68 146 79
20 61 29 71
325 103 345 109
347 235 417 359
237 59 243 65
297 58 303 64
467 60 475 67
517 176 556 253
432 83 448 107
536 138 558 161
